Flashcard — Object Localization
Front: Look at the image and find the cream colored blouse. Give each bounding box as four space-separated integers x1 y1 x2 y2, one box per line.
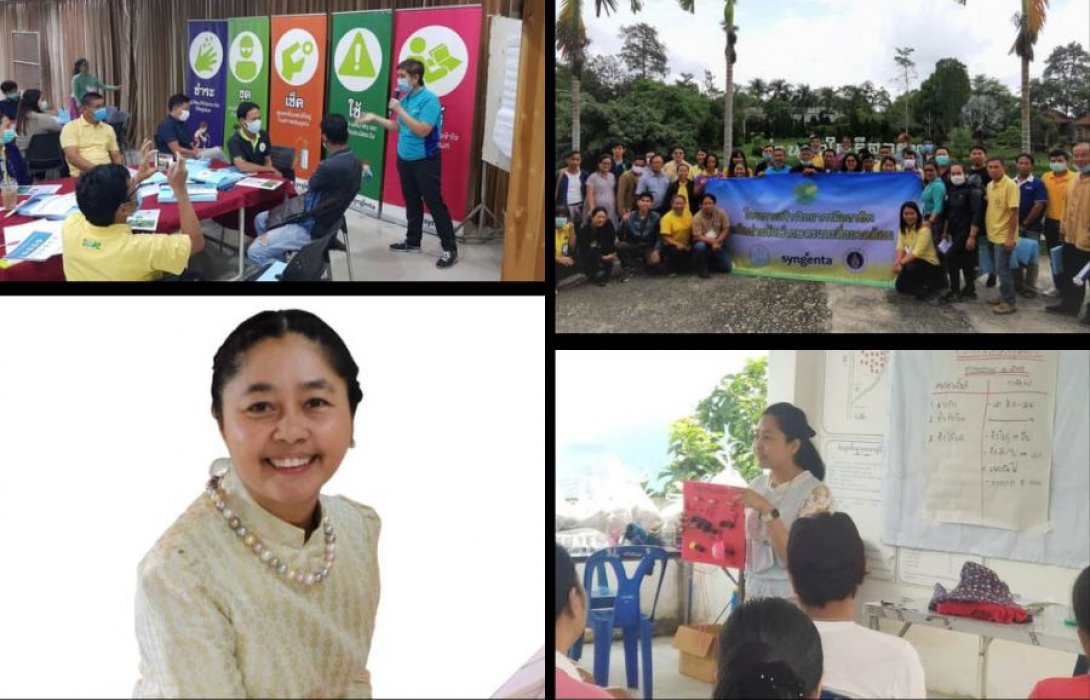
134 463 381 698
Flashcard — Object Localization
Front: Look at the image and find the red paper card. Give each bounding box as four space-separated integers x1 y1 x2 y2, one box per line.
681 481 746 569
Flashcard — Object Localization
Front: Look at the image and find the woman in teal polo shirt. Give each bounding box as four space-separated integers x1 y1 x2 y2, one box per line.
356 59 458 269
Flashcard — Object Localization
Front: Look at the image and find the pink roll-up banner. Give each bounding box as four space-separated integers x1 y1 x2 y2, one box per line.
380 4 482 233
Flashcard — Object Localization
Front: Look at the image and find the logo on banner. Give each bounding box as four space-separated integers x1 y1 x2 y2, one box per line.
793 180 819 204
190 31 223 80
275 29 320 86
230 31 265 84
334 29 383 93
844 249 867 272
398 26 469 97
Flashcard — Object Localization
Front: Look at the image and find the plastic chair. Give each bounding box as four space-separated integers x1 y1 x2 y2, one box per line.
570 545 669 699
26 132 67 181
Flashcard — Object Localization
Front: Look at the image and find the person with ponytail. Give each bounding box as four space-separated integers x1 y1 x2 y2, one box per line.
713 597 823 699
732 402 836 601
788 512 926 698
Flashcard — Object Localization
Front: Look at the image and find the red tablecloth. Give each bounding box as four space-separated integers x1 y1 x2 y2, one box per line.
0 164 296 282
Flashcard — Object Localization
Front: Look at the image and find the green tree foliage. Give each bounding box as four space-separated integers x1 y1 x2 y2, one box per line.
913 58 971 140
642 417 725 499
694 356 768 483
617 22 669 80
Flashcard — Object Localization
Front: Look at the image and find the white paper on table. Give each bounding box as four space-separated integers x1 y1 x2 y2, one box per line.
17 185 63 196
19 193 79 219
236 177 284 191
137 183 161 201
0 219 65 261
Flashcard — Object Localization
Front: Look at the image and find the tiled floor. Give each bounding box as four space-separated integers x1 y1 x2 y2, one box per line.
572 636 968 699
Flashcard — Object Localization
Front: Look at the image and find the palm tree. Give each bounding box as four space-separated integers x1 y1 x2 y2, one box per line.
952 0 1049 152
675 1 738 158
793 84 816 131
748 77 768 102
556 0 646 151
768 79 791 103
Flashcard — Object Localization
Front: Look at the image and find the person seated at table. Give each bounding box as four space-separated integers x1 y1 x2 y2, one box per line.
1028 565 1090 699
62 149 205 282
247 114 361 266
61 92 152 182
227 101 280 176
13 88 61 156
2 114 32 185
787 512 926 698
713 596 823 699
0 80 20 120
155 93 226 163
555 543 631 699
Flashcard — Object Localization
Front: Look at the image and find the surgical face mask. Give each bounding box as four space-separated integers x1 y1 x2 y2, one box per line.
6 92 18 101
92 107 107 121
1050 162 1067 173
935 155 950 167
1079 163 1090 174
397 78 412 93
950 174 966 186
2 129 15 144
246 119 261 134
800 159 812 166
38 100 48 111
631 165 645 175
555 218 568 228
763 153 773 162
904 159 917 170
177 109 190 122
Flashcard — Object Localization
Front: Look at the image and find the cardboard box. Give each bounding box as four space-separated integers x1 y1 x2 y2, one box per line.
672 623 722 684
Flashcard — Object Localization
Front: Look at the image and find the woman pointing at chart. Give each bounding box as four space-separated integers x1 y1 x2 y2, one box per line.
732 402 837 601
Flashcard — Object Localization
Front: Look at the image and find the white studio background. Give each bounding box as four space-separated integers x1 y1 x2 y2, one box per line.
0 296 544 699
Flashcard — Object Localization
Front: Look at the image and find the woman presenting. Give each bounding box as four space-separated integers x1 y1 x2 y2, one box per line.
733 402 836 601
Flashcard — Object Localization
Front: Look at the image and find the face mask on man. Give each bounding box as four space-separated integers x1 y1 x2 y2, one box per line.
177 109 190 122
2 128 15 144
763 153 773 162
903 159 917 170
1079 163 1090 174
950 174 966 186
935 155 950 167
92 107 108 121
6 92 18 101
631 165 645 175
800 159 812 166
246 119 261 134
397 78 412 93
555 217 568 228
38 100 48 111
1050 162 1068 173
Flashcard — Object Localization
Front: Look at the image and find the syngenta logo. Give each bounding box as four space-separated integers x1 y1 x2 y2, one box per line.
781 252 833 268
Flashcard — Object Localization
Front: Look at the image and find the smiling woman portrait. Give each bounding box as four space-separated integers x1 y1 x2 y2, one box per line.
133 309 380 698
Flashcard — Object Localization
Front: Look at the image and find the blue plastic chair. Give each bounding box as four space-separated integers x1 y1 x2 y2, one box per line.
566 545 669 699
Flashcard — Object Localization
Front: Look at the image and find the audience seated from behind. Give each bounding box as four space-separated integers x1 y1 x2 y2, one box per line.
555 543 631 699
787 512 926 698
61 145 204 281
714 596 823 699
1028 565 1090 699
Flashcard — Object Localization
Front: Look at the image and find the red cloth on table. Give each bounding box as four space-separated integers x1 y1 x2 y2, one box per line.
934 600 1031 624
0 163 295 282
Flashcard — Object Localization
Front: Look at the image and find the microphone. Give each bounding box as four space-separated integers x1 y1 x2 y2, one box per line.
389 87 403 117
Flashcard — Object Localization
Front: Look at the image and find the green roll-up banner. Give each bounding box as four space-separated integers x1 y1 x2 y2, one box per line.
224 17 270 149
327 10 393 214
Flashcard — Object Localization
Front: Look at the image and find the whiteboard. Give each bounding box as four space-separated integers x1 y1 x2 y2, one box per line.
881 350 1090 569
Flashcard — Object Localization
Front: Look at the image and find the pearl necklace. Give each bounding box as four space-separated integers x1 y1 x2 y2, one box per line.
205 474 336 587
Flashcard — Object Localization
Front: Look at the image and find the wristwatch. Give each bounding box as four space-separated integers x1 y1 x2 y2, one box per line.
761 508 780 524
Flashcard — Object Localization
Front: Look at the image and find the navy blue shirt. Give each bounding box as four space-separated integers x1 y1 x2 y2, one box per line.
155 114 192 155
1016 175 1048 233
0 98 18 120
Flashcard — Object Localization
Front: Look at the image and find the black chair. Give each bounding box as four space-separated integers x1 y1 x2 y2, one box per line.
106 110 131 151
25 132 67 181
244 231 336 282
268 145 296 183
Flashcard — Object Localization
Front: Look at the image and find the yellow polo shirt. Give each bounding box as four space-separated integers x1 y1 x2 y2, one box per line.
555 223 575 259
1041 170 1074 221
660 209 693 247
985 175 1020 244
60 117 120 177
898 225 940 267
61 213 191 281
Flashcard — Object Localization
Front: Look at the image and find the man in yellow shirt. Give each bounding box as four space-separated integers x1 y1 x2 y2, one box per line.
554 206 578 291
62 152 205 281
983 157 1021 314
659 194 693 273
1040 149 1074 297
60 91 121 177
